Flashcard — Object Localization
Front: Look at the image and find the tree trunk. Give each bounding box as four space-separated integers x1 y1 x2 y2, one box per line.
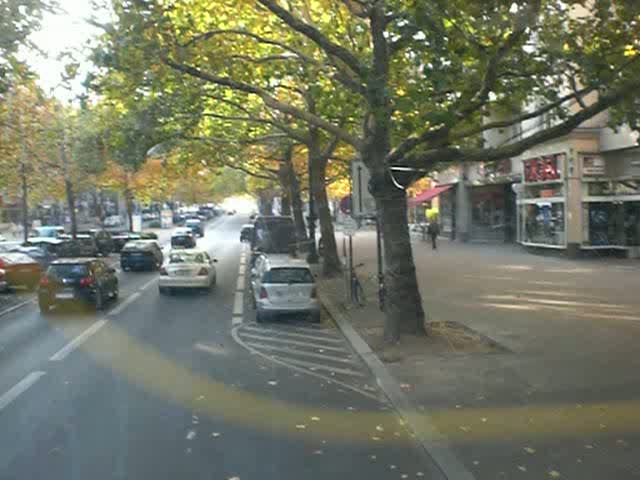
280 194 291 215
125 188 134 232
65 179 77 239
311 154 341 276
289 170 307 242
374 177 426 343
20 162 29 244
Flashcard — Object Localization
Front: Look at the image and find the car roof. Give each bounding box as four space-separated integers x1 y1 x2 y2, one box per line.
123 240 157 249
242 224 254 229
50 257 97 264
27 237 63 244
168 248 207 255
172 228 193 235
262 255 310 269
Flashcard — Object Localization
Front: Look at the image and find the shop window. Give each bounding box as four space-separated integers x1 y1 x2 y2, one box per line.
521 203 565 245
583 201 640 246
525 184 563 199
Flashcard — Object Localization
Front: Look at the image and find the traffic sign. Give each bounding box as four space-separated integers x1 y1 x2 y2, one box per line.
342 217 358 236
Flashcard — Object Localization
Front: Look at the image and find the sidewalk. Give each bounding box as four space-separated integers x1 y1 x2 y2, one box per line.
320 230 640 479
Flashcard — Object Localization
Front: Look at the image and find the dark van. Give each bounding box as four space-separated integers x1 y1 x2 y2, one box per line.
120 240 163 271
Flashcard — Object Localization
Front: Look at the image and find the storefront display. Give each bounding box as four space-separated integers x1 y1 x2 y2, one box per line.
520 202 565 246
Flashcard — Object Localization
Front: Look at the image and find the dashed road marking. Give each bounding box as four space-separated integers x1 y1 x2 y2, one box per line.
238 332 347 352
108 292 141 316
244 341 355 364
236 277 245 292
232 316 243 326
232 291 244 316
269 355 366 377
139 277 157 292
49 319 108 361
0 371 46 411
238 264 246 276
241 325 345 343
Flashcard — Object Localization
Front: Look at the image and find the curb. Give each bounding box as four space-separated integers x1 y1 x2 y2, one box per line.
0 297 35 319
319 287 476 480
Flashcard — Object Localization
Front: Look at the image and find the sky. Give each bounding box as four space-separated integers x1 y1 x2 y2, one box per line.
23 0 105 101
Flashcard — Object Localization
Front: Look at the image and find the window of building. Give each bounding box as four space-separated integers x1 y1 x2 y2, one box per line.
583 201 640 247
520 203 565 246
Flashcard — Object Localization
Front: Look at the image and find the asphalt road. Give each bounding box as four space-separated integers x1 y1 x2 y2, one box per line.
0 215 437 480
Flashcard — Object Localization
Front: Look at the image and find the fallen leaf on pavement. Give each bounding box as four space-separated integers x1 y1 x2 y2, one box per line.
401 475 408 479
584 444 594 449
267 381 278 386
517 466 527 472
459 426 470 432
523 447 536 454
616 439 629 447
400 383 412 390
369 455 377 461
473 461 480 466
313 450 324 455
197 395 205 400
549 470 561 478
296 424 307 430
389 465 397 470
311 416 320 421
416 473 424 477
375 425 384 432
481 417 488 423
371 436 381 441
228 477 240 480
211 432 221 438
185 430 196 440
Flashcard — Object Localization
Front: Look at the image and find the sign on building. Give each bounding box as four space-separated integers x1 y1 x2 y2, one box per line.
351 160 376 217
582 154 605 176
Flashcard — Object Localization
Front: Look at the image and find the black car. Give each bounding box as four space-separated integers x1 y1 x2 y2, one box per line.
58 235 100 257
38 258 118 312
171 230 197 249
111 231 142 253
120 240 163 271
79 230 114 256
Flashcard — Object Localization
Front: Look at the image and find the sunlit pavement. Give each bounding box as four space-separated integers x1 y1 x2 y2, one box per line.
334 229 640 479
0 217 438 480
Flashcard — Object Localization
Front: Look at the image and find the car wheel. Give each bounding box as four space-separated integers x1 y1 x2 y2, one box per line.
112 284 119 300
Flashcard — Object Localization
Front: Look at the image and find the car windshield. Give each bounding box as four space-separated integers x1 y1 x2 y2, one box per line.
48 264 89 278
262 267 313 284
122 241 149 251
168 252 205 264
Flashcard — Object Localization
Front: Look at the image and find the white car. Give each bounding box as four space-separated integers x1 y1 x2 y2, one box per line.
158 249 217 294
250 254 320 323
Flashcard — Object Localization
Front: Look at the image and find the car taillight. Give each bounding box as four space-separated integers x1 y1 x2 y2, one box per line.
79 276 94 287
310 287 317 298
39 276 49 287
160 267 168 276
197 267 208 276
259 287 268 299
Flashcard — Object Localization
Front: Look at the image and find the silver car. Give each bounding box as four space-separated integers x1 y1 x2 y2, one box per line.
158 249 217 294
250 255 320 323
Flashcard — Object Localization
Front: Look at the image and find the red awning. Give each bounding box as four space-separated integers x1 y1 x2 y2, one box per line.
407 185 453 207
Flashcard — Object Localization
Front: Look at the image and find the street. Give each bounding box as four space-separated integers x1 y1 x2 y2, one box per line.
0 216 436 480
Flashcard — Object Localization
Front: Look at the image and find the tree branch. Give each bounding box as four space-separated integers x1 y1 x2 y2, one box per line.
402 83 637 169
163 56 364 149
257 0 367 79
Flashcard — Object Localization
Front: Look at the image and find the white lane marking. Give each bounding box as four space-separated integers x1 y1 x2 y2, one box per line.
238 333 346 352
232 291 244 316
271 356 366 377
245 323 336 336
244 341 356 364
236 277 245 292
108 292 141 317
238 264 246 276
0 371 46 411
49 319 108 361
231 326 377 400
241 325 344 343
139 277 157 291
232 316 243 326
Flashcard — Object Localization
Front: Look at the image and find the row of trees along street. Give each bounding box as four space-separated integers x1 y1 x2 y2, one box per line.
7 0 640 343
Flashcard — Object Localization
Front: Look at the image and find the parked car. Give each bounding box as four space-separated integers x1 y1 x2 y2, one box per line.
79 230 114 256
0 269 8 292
104 215 123 228
250 215 297 266
158 249 217 294
250 255 319 323
171 229 197 249
185 218 204 237
0 241 22 253
120 240 164 271
30 226 65 238
0 234 6 242
0 252 42 290
22 238 63 267
139 231 159 240
240 224 254 242
57 235 100 257
38 258 118 313
111 231 142 253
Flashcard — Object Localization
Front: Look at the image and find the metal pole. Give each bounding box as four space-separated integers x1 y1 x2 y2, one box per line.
348 234 354 302
376 215 385 311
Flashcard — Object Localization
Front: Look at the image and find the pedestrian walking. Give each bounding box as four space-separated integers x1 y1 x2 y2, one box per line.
427 218 440 250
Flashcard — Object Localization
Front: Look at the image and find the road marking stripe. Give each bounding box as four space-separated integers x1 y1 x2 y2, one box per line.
0 298 36 319
108 292 141 316
139 277 157 291
236 277 245 291
245 341 356 364
238 264 246 276
271 356 365 377
238 333 347 352
247 323 337 336
232 316 243 326
232 291 244 316
49 319 108 361
0 371 46 411
241 325 344 343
